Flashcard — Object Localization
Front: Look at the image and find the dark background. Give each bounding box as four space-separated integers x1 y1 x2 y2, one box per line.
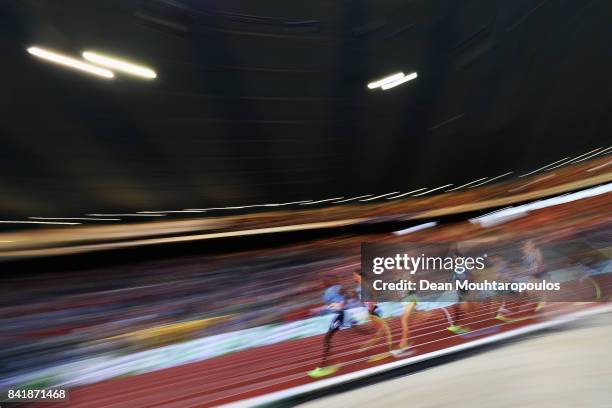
1 0 611 217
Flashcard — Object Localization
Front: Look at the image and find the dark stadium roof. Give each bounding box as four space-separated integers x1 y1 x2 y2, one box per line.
1 0 611 220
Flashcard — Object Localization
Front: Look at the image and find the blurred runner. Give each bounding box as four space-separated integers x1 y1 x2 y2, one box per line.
447 244 474 334
393 289 420 356
308 275 347 378
352 270 393 361
523 239 547 312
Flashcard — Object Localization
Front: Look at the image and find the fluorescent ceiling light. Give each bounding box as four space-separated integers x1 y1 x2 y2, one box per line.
27 46 114 79
381 72 418 90
82 51 157 79
367 72 404 89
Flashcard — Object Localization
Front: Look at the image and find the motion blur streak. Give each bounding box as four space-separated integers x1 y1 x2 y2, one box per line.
27 47 114 78
386 189 427 199
413 184 453 196
519 157 570 177
2 189 610 407
360 192 400 201
469 172 513 188
82 51 157 79
446 178 488 191
0 220 81 225
367 72 404 89
381 72 418 90
29 217 121 221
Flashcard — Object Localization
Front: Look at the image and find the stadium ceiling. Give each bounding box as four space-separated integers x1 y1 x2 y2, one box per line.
1 0 611 220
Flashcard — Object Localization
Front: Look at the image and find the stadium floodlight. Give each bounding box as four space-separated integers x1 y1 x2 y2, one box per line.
27 46 114 79
381 72 418 90
367 72 404 89
82 51 157 79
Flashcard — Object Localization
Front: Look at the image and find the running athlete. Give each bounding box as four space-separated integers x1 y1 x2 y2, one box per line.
447 244 474 334
352 270 393 359
393 289 420 356
522 239 547 312
308 275 347 378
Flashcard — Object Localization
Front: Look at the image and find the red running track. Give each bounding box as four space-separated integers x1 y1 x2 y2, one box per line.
40 278 611 408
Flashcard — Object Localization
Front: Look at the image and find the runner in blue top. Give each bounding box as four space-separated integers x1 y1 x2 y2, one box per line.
308 275 347 378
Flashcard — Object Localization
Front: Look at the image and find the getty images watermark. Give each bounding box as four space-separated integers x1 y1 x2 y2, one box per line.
358 242 587 303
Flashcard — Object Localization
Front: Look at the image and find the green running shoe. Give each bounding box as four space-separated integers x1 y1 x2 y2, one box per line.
447 325 470 334
308 365 339 378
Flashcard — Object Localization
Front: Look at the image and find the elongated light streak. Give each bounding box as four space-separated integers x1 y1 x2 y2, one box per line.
381 72 418 90
333 195 373 203
413 184 453 196
187 201 313 210
29 217 121 221
360 192 400 201
547 148 602 171
367 72 404 89
471 183 612 226
27 46 114 78
386 188 427 199
393 222 437 236
0 220 81 225
469 172 513 188
82 51 156 79
571 146 611 164
445 178 488 192
586 159 612 172
519 157 570 178
300 197 344 205
508 173 556 193
87 213 165 217
137 210 204 214
264 200 313 207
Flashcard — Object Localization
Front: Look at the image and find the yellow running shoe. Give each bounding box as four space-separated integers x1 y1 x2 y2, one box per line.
447 325 470 334
308 365 339 378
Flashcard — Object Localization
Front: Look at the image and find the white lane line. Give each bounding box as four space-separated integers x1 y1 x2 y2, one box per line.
219 304 612 408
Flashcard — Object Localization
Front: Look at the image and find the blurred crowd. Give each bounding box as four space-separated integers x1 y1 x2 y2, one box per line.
1 180 610 384
0 154 609 256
